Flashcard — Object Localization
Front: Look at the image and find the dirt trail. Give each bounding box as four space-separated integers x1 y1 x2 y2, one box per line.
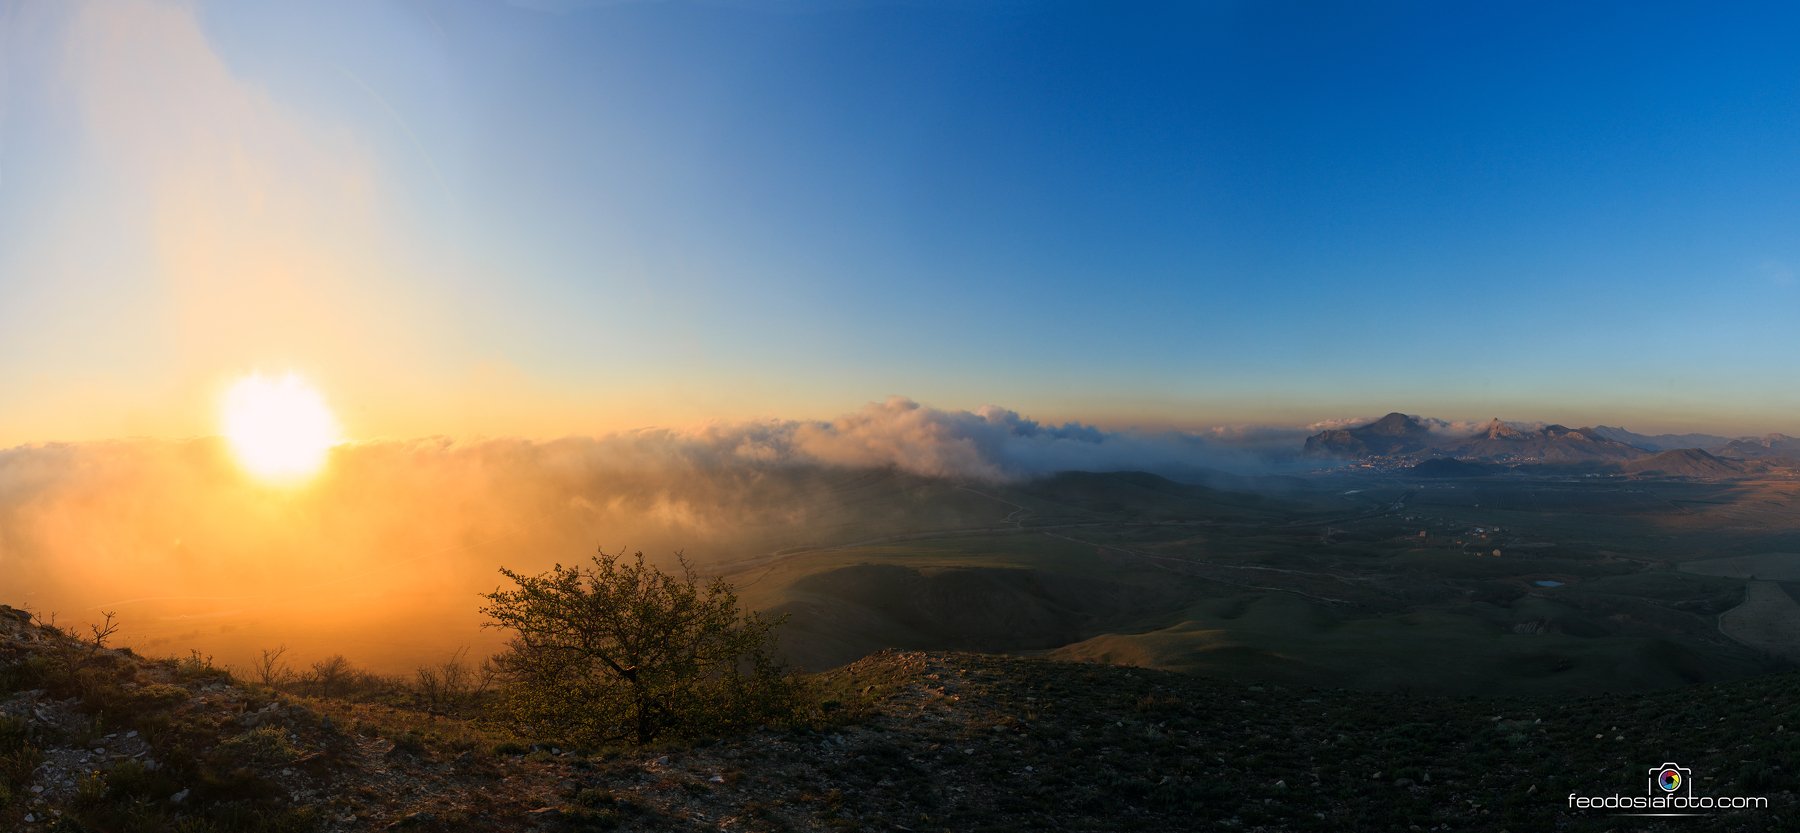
1718 579 1800 661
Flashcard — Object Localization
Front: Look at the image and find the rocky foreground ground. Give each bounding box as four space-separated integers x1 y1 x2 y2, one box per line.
2 603 1796 831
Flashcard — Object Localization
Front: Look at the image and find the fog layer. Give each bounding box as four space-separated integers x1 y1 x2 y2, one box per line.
0 398 1286 672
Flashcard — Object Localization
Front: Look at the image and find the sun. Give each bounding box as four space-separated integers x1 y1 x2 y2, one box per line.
221 372 340 484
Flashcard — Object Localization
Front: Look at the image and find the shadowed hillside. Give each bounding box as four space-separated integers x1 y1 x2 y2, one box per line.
732 469 1792 696
3 606 1793 831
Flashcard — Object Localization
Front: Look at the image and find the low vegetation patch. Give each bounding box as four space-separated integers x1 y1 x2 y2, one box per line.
480 549 802 747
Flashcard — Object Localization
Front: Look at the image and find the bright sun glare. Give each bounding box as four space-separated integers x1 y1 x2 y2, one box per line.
222 373 340 484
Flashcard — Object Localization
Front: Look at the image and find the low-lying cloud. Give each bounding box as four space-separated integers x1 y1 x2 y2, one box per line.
759 397 1287 479
0 397 1302 673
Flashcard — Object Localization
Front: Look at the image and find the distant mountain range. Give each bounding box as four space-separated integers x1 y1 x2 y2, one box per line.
1618 448 1746 479
1304 413 1640 463
1717 434 1800 459
1586 426 1734 451
1580 426 1800 458
1303 413 1800 473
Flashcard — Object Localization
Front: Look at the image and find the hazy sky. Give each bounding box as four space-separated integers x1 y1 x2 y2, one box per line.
4 0 1799 443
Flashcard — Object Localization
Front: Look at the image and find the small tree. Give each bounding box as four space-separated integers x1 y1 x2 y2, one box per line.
480 548 796 746
310 654 352 699
86 611 120 656
415 647 475 716
255 645 293 688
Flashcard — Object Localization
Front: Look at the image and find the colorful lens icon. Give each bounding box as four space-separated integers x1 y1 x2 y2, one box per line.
1657 768 1682 792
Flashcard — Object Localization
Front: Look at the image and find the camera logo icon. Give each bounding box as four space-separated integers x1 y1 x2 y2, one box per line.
1648 762 1692 798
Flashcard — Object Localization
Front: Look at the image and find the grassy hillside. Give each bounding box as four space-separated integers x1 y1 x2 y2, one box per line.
3 605 1794 832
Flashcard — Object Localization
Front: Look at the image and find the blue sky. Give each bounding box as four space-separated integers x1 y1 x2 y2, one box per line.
3 0 1799 442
